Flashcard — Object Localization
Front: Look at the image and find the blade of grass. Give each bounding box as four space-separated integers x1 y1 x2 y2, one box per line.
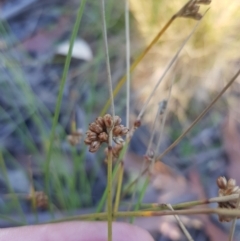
130 176 149 223
44 0 87 215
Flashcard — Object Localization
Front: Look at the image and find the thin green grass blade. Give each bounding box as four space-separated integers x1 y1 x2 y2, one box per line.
44 0 87 214
130 177 149 223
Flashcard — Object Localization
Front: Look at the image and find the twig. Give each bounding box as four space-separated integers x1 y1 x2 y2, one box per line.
167 204 194 241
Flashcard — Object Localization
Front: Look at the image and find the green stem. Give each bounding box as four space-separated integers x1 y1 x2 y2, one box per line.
96 160 121 213
46 206 240 224
114 161 124 214
130 177 149 223
22 194 237 225
107 145 113 241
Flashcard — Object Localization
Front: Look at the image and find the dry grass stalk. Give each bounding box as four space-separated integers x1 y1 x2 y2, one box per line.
167 204 194 241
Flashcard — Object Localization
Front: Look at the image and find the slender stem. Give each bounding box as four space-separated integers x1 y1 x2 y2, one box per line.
124 68 240 195
128 104 163 216
125 0 130 129
167 204 194 241
47 206 240 224
100 15 176 116
96 160 121 213
122 17 205 198
114 162 124 214
157 67 240 161
147 102 163 155
112 0 131 216
107 143 113 241
229 193 240 241
140 194 240 210
130 177 149 223
115 208 240 218
137 17 203 121
44 0 87 212
18 194 237 225
154 79 173 162
100 0 115 240
100 0 115 117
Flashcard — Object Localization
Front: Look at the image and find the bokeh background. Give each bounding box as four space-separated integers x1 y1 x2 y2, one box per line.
0 0 240 240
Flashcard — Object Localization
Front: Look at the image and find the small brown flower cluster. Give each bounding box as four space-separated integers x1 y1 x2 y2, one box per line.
67 129 83 146
217 176 240 222
28 191 49 209
84 114 128 153
177 0 211 20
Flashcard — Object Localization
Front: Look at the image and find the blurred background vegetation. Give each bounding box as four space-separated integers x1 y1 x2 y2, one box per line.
0 0 240 240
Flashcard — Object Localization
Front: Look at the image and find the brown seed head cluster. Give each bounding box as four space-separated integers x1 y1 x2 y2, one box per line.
217 176 240 222
67 129 83 146
28 191 49 210
84 114 128 153
177 0 211 20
